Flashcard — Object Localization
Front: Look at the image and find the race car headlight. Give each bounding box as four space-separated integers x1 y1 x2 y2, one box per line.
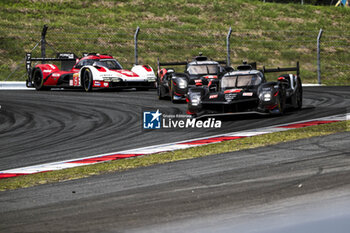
147 75 156 82
178 79 187 89
191 94 201 106
260 92 271 102
103 77 111 82
264 93 271 101
111 77 122 82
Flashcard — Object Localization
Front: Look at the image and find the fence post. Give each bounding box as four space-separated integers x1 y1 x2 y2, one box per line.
134 26 140 65
317 28 323 85
226 27 232 67
41 25 48 61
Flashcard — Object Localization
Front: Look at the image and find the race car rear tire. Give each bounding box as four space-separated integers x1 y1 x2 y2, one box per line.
295 81 303 110
157 86 166 100
33 69 49 91
82 69 93 92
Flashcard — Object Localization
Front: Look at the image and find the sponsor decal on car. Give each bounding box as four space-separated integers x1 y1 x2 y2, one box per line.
59 53 75 59
73 73 80 86
102 74 113 78
43 70 52 73
195 79 203 86
225 93 237 101
242 92 253 97
209 94 218 99
93 81 101 87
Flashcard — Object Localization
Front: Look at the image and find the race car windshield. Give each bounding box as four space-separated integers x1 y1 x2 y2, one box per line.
95 59 122 70
187 64 218 75
221 75 262 89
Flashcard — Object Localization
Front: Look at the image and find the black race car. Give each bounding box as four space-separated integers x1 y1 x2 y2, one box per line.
156 55 231 103
187 62 302 117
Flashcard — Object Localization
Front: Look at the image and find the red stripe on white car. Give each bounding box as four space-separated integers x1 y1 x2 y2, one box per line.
0 113 348 179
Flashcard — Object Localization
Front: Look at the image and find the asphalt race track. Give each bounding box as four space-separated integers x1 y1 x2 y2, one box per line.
0 86 350 232
1 130 350 232
0 86 349 171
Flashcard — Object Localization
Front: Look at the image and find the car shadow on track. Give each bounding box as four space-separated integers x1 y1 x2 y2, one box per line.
49 88 157 93
197 106 317 122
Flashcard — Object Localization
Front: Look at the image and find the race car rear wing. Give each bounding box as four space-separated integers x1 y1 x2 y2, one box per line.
157 60 188 67
157 57 227 70
262 61 300 77
237 62 257 71
25 52 78 77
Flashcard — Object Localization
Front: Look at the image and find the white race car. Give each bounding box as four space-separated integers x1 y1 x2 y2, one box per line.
26 53 156 91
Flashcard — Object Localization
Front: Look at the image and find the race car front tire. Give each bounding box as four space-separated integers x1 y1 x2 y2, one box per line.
295 80 303 110
82 69 93 92
171 88 178 103
170 82 179 103
276 92 286 115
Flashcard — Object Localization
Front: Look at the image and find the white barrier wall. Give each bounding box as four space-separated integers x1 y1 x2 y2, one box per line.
0 82 29 90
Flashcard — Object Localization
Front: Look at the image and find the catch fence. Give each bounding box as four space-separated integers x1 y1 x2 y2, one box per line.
2 25 349 85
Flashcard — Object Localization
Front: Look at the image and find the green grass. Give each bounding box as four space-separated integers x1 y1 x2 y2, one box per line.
0 120 348 191
0 0 350 84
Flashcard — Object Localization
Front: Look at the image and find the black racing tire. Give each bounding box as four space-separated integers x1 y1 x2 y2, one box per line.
187 104 199 117
170 87 177 103
277 92 286 115
157 86 166 100
82 69 93 92
295 80 303 110
32 69 49 91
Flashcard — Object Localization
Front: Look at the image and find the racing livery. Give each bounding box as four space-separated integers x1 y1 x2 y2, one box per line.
26 53 156 91
156 55 231 102
187 62 302 117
